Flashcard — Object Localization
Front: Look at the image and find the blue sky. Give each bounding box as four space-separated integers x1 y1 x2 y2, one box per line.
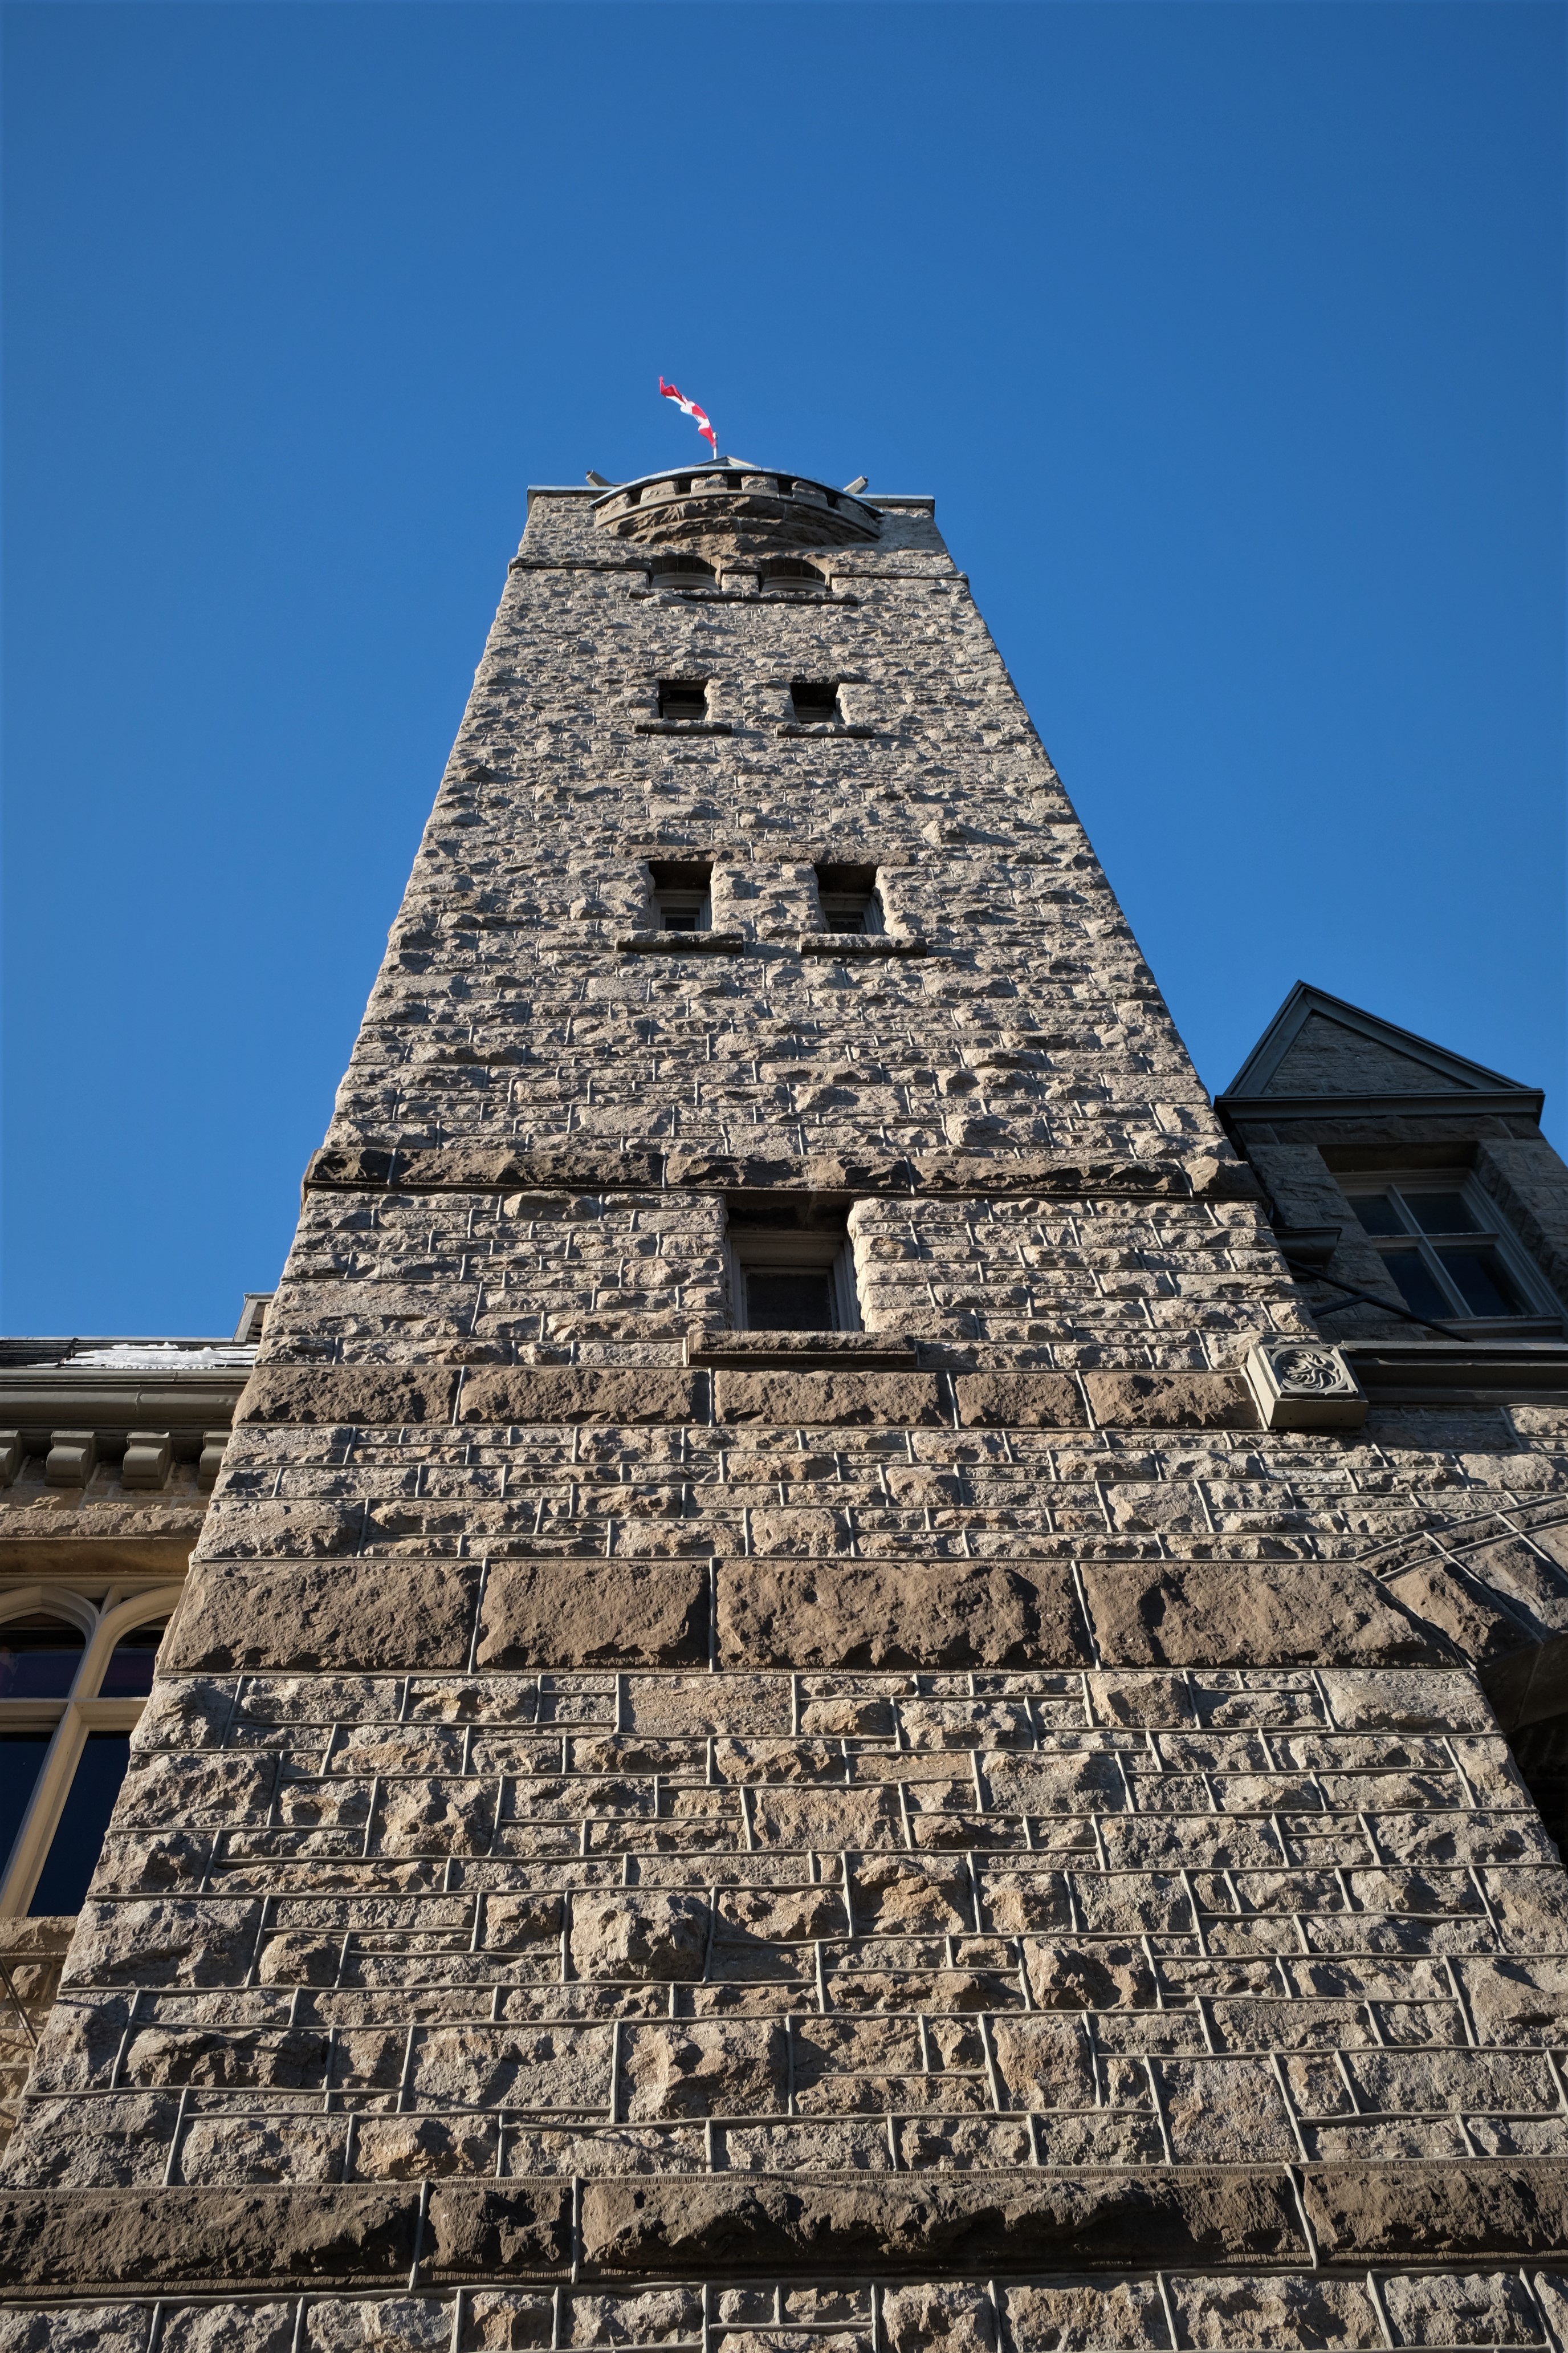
4 1 1563 1335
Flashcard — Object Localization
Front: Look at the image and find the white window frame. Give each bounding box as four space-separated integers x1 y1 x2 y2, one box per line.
1339 1170 1563 1335
0 1582 182 1917
727 1226 862 1332
814 869 885 936
653 885 712 933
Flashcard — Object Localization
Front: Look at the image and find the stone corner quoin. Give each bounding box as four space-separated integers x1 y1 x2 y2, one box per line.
7 459 1568 2352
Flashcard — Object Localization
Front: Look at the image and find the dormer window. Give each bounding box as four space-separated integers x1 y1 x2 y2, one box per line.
814 863 883 935
1341 1174 1561 1329
650 557 716 594
649 860 712 933
791 680 840 724
658 679 710 722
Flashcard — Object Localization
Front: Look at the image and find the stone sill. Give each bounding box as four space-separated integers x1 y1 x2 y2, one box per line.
632 721 733 737
795 933 927 958
613 933 747 957
776 723 877 739
627 588 859 607
686 1331 919 1371
1344 1337 1568 1405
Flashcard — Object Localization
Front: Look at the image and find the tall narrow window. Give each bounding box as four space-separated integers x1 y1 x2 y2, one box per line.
658 679 710 721
814 863 883 936
648 860 712 934
791 680 840 724
727 1203 860 1331
0 1604 170 1918
27 1732 133 1913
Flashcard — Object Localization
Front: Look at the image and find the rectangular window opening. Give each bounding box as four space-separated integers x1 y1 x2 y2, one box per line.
791 680 840 724
814 862 882 935
648 859 712 934
658 679 710 722
727 1201 860 1331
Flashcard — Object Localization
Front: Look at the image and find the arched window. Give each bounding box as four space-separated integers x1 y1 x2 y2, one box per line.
0 1602 171 1918
0 1614 85 1700
761 559 827 595
98 1622 166 1698
649 555 717 593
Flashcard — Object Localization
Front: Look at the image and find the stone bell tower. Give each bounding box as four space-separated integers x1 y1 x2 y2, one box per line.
7 460 1568 2351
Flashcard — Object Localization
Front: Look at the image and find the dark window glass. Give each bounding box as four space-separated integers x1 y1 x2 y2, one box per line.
0 1733 53 1874
1351 1195 1404 1237
662 909 699 932
791 681 839 722
1509 1711 1568 1858
1408 1192 1478 1236
28 1731 133 1915
658 681 708 720
99 1623 166 1699
1437 1249 1524 1318
746 1271 835 1331
0 1619 85 1700
1384 1252 1455 1323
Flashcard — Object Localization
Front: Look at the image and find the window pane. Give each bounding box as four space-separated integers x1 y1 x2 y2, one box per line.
746 1270 835 1330
99 1623 166 1699
1383 1250 1456 1322
1437 1248 1525 1318
0 1619 85 1700
1351 1195 1405 1237
1408 1192 1478 1236
0 1733 54 1876
28 1730 133 1915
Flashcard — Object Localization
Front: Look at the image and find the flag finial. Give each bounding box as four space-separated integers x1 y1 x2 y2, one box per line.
659 377 718 456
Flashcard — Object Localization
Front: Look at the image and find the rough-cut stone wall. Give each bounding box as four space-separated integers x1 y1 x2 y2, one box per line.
5 476 1568 2344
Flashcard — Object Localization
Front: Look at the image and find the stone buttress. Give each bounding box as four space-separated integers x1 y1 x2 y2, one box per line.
6 466 1568 2353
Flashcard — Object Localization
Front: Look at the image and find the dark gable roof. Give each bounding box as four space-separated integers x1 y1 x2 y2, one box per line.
1216 982 1542 1123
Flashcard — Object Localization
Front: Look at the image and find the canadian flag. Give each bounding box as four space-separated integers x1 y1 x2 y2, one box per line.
659 377 717 455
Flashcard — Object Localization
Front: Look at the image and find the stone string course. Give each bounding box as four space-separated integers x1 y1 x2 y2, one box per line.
5 478 1568 2344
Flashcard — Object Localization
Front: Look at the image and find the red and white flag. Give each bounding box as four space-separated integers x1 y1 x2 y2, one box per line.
659 377 717 454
